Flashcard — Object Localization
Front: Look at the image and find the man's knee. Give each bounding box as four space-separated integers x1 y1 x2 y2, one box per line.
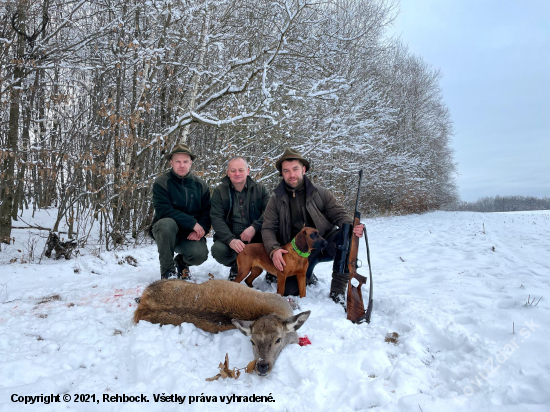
178 239 209 266
152 218 178 239
192 246 209 265
211 240 236 266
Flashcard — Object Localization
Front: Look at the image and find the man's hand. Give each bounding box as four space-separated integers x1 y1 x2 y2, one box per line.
187 223 205 240
353 224 364 238
229 239 246 253
271 248 288 271
188 231 200 241
240 226 255 242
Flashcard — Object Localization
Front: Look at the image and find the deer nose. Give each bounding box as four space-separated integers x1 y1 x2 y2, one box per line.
257 361 270 376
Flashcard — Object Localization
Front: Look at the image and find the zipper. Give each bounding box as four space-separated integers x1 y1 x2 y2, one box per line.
181 179 188 209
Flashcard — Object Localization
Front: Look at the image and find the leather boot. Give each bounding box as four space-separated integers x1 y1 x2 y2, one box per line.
330 272 350 304
228 263 238 281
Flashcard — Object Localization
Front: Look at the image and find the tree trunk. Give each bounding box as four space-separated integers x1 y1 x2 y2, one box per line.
0 4 26 243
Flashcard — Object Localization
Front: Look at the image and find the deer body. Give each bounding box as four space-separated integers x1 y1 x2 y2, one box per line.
134 279 310 376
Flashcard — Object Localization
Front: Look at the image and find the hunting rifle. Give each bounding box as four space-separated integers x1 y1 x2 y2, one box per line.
346 170 373 324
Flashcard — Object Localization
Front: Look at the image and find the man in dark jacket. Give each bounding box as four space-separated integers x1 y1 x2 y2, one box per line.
262 148 364 301
150 144 211 279
210 157 271 280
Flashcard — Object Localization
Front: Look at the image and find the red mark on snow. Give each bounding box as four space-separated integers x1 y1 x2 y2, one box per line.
299 336 311 346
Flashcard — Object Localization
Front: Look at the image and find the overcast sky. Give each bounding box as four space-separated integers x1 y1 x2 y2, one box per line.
388 0 550 201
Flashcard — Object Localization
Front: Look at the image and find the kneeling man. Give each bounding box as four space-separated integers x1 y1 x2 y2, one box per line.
210 157 271 280
262 148 364 301
150 144 211 279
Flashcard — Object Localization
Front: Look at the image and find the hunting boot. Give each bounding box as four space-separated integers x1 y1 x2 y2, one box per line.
174 254 190 279
330 272 350 305
228 263 239 281
307 273 318 286
265 273 278 284
162 270 178 280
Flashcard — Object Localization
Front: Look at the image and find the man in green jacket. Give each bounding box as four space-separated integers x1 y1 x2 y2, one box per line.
150 144 211 279
262 148 364 301
210 157 271 280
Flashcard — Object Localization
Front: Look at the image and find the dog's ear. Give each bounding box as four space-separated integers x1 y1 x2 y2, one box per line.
295 229 309 252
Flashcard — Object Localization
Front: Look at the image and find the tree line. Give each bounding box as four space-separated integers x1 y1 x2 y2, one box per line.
449 196 550 213
1 0 457 249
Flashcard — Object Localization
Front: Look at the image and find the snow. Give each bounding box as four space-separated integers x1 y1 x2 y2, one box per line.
1 211 549 411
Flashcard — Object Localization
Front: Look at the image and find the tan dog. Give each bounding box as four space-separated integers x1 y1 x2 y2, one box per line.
234 227 327 297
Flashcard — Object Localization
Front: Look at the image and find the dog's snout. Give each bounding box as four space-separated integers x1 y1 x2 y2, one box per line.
314 238 328 250
257 361 270 376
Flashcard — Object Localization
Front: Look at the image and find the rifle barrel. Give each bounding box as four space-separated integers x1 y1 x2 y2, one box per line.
354 170 363 213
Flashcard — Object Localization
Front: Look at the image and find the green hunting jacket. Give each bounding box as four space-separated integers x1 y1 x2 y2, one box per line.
261 175 352 256
151 170 211 238
210 175 271 245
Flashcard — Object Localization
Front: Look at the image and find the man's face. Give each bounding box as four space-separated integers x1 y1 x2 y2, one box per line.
170 153 192 177
227 158 250 186
281 159 306 189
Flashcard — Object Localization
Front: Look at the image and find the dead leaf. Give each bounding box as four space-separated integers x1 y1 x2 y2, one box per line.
245 360 256 373
205 374 221 382
385 332 399 345
208 273 215 280
206 353 242 381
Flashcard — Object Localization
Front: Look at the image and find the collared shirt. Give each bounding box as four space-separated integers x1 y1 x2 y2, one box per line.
229 181 250 236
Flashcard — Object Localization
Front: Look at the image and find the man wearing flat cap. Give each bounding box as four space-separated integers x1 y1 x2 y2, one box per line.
150 144 211 279
262 148 364 301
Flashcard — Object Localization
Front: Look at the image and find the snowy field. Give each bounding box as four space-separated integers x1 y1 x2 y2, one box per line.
1 210 549 412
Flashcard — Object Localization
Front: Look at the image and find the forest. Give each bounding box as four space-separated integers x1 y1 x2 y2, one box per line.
1 0 457 249
450 195 550 213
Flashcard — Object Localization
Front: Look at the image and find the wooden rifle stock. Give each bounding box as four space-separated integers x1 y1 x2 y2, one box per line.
346 170 373 324
346 213 368 322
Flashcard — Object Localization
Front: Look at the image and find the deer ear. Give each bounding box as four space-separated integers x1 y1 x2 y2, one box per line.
232 319 253 336
284 311 311 332
295 229 308 252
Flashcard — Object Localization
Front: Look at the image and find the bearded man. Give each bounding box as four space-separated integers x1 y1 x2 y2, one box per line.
261 148 364 301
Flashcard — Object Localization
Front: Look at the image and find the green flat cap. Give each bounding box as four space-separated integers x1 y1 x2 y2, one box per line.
275 148 310 174
166 143 196 161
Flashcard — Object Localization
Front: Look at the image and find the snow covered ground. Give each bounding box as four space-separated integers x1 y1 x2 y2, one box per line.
1 210 549 412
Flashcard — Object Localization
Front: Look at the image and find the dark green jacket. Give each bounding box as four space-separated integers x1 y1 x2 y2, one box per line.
262 175 352 256
151 170 211 237
210 175 271 245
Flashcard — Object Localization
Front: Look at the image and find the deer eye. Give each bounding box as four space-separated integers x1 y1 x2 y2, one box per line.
250 340 255 346
275 338 281 344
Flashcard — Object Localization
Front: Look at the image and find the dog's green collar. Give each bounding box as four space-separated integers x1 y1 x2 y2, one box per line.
291 237 310 258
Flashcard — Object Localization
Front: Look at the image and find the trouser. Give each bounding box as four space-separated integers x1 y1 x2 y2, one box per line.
152 218 208 275
211 238 263 267
284 228 347 296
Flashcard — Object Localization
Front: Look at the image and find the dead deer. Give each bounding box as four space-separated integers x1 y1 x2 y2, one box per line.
133 279 310 376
